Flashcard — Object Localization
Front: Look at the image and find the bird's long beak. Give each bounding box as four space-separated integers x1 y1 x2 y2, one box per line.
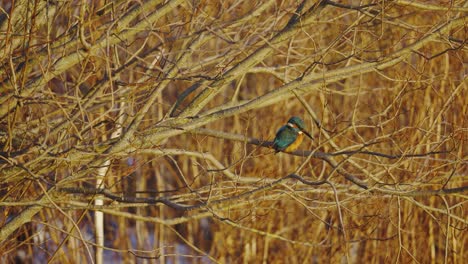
303 130 313 140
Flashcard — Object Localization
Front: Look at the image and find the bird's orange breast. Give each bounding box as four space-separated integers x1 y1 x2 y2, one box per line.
284 133 304 152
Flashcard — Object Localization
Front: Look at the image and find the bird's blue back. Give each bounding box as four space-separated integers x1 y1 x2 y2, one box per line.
273 125 299 151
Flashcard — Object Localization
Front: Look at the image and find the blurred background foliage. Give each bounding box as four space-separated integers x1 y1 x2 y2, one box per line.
0 0 467 263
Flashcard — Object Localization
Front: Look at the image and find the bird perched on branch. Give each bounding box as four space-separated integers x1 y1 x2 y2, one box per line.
273 116 313 153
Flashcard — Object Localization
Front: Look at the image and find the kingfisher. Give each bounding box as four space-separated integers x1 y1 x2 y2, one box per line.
273 116 313 152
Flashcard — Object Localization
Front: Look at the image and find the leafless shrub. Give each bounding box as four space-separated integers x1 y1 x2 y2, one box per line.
1 0 466 263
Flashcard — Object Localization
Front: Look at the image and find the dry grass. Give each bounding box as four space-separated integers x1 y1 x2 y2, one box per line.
0 0 467 263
